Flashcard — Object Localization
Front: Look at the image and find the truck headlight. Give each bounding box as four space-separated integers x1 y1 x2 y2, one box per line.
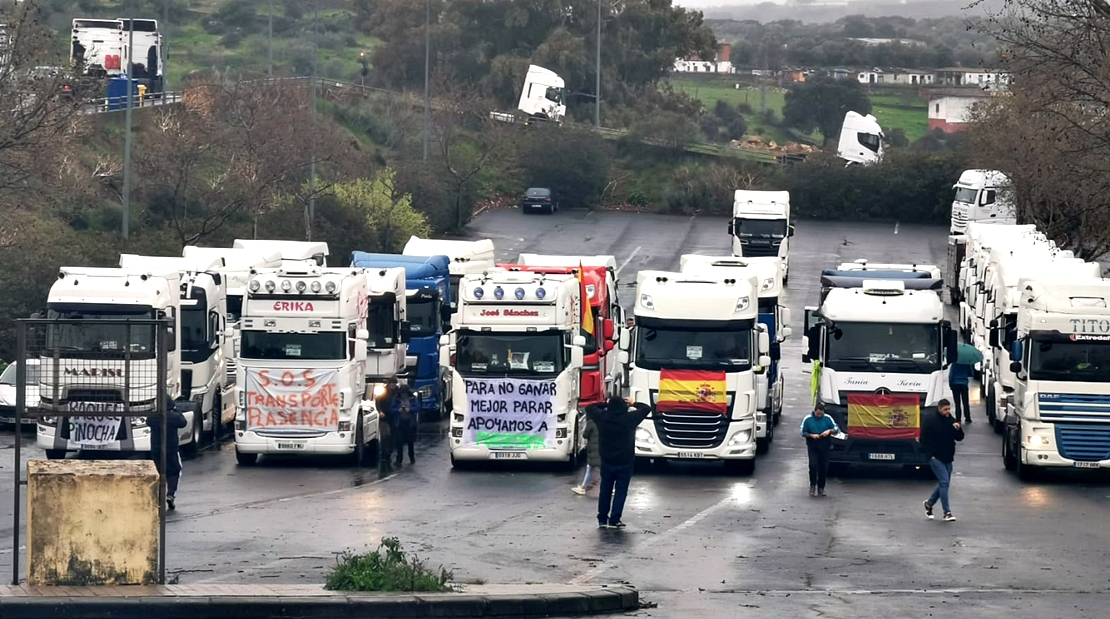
1026 433 1049 446
235 407 245 421
131 417 147 427
635 427 655 444
728 430 752 446
372 384 386 398
760 277 774 291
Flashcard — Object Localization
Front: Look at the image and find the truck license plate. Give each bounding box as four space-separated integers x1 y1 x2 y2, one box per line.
276 441 306 450
676 452 704 459
868 453 896 461
79 444 111 450
1074 461 1100 469
492 452 525 459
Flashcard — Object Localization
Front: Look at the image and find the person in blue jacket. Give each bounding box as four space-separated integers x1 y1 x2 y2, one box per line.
948 360 973 424
800 400 840 497
149 396 187 510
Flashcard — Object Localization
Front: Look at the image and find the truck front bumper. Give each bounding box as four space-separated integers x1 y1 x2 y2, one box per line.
449 440 575 462
634 418 756 460
235 430 357 455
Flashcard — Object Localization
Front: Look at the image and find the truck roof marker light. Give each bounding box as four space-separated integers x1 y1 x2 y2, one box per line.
264 319 276 327
515 287 526 300
536 287 547 300
761 278 775 291
281 280 292 292
265 280 276 292
640 293 655 310
311 281 322 293
735 296 750 312
325 281 337 294
494 287 505 300
249 280 260 292
296 281 307 293
474 287 485 299
309 320 321 328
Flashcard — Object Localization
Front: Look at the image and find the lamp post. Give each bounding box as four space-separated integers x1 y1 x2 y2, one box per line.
308 0 318 240
595 0 601 129
268 0 274 77
162 0 169 92
122 20 135 239
423 0 430 162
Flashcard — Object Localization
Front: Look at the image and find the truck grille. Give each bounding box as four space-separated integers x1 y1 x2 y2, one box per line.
66 389 124 403
1055 423 1110 462
737 241 781 258
652 410 730 449
1039 393 1110 424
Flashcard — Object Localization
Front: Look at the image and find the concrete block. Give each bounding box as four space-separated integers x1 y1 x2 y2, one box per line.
27 459 160 586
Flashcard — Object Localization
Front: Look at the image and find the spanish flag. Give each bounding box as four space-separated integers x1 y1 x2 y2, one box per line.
847 393 921 440
656 369 728 414
578 263 595 336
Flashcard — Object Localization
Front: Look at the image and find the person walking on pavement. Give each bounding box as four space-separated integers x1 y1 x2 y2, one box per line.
572 415 601 495
391 379 417 467
921 398 965 522
950 343 981 424
800 400 839 497
586 396 651 529
149 396 187 511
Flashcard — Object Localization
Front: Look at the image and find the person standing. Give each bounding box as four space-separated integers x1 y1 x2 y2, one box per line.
799 400 839 497
586 396 651 529
392 380 417 467
921 398 964 522
374 380 397 473
149 396 187 511
572 415 601 495
948 359 973 424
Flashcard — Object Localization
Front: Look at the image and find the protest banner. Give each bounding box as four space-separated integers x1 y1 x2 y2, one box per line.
245 368 341 430
462 377 558 450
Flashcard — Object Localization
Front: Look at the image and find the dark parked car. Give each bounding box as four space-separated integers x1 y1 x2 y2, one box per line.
522 187 559 214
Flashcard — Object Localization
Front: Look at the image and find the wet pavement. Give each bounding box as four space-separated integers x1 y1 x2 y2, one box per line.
3 209 1110 618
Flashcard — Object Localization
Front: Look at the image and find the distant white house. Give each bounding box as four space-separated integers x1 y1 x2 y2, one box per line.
928 95 989 133
672 44 733 75
857 68 934 86
849 38 927 47
935 68 1011 88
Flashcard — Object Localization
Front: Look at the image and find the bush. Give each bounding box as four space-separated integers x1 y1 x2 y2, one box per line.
518 126 613 209
661 162 767 215
325 537 453 592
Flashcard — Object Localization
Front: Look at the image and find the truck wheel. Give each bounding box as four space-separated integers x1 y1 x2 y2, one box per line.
565 437 580 471
772 400 782 427
235 449 257 466
212 392 223 442
724 459 755 476
45 450 66 460
1002 430 1017 471
1015 447 1038 482
184 412 203 455
986 387 997 426
350 418 366 467
450 454 472 470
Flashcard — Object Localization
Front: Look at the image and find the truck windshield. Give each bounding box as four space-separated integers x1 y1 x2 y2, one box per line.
0 363 40 386
455 331 566 376
758 298 776 314
45 307 157 359
635 325 752 371
227 294 243 323
736 219 787 238
240 331 346 360
1029 339 1110 382
368 300 397 349
180 307 210 362
407 298 439 336
825 322 941 374
953 187 978 204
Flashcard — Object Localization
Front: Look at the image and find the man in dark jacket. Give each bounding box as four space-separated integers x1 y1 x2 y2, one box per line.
948 360 973 424
920 398 965 522
585 396 651 529
391 380 417 467
149 396 188 510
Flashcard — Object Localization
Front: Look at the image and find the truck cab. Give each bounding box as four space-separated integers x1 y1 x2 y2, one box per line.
37 267 183 458
351 252 452 419
444 270 586 467
950 169 1015 235
948 222 1038 307
622 271 769 474
803 268 956 467
361 266 414 397
232 239 329 269
1004 278 1110 479
679 255 791 454
403 236 496 312
728 190 793 284
836 111 883 166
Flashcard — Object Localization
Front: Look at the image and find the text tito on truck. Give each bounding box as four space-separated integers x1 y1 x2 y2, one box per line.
803 265 957 466
444 269 587 467
1003 278 1110 478
623 270 769 474
350 252 452 419
37 267 184 458
234 266 379 466
679 255 792 454
498 262 620 406
728 190 794 284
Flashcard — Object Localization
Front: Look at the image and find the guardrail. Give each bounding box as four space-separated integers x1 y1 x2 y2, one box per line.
78 90 184 115
79 77 808 165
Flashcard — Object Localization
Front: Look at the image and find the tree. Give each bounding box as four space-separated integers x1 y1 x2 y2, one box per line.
332 169 432 253
967 0 1110 260
782 76 871 146
518 126 613 209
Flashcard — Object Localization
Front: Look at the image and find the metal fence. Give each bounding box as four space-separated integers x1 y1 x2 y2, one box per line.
9 317 171 585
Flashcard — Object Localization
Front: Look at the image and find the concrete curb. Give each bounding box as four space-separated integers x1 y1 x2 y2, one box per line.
0 584 638 619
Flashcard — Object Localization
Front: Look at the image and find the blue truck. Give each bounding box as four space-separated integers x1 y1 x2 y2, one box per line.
351 252 452 420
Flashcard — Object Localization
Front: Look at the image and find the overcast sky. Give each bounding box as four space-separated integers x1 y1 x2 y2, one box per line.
675 1 775 7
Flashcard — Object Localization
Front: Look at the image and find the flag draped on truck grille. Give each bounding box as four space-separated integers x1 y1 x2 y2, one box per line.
656 370 727 414
847 393 920 439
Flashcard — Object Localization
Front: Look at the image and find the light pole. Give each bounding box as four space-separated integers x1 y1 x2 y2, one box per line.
423 0 430 162
308 0 318 240
268 0 273 77
123 20 135 239
595 0 601 129
162 0 169 92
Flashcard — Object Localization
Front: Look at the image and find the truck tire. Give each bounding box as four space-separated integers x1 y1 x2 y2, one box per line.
565 436 580 471
986 387 997 427
1002 429 1017 471
350 417 366 467
1015 447 1038 482
184 412 203 455
235 448 257 466
212 392 223 442
45 450 66 460
756 418 774 454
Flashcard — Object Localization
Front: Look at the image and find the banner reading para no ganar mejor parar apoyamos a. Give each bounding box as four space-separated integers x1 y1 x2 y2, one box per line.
463 377 557 450
245 368 342 430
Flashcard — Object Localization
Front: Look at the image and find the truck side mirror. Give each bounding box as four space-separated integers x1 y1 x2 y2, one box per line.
727 220 735 236
989 318 999 328
571 346 584 368
781 307 792 328
989 328 999 348
354 345 367 362
604 339 615 352
780 326 793 340
788 224 796 237
602 318 614 340
356 328 370 341
758 331 770 355
400 321 412 344
618 350 629 365
1010 340 1023 362
439 334 450 347
572 335 586 348
223 327 235 338
759 354 771 367
619 327 631 350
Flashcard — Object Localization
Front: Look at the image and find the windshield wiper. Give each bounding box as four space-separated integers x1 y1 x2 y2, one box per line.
830 356 883 371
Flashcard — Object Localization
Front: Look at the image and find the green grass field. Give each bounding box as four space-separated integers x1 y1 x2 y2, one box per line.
667 75 930 145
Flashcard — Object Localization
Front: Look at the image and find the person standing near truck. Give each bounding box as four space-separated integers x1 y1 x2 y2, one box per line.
800 400 839 497
149 396 188 511
921 398 964 522
572 415 601 495
587 396 651 529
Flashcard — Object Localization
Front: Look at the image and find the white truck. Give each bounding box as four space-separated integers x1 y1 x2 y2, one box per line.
951 222 1039 308
516 253 622 324
234 266 379 466
444 269 586 468
118 253 236 449
836 111 883 166
621 270 768 474
679 255 791 454
363 267 413 387
70 18 163 94
945 171 1019 304
979 256 1101 430
181 245 283 382
803 267 956 467
728 190 794 284
1003 278 1110 479
489 64 566 124
37 267 185 458
403 236 496 311
232 239 329 268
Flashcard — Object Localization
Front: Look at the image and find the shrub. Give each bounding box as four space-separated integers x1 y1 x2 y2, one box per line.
325 537 453 592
